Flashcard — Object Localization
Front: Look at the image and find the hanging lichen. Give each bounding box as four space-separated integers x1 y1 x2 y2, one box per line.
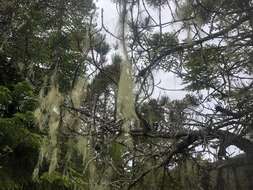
34 78 64 130
33 137 50 180
33 79 64 178
71 77 87 108
117 62 138 149
76 136 89 165
33 74 89 182
117 61 137 123
62 77 87 135
116 1 138 152
49 147 59 174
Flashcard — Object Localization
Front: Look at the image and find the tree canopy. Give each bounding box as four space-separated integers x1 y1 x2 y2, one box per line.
0 0 253 189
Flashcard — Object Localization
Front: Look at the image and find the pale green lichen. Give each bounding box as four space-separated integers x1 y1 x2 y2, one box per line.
33 81 64 176
33 138 49 180
117 61 137 123
116 1 137 153
71 77 87 108
76 136 88 165
34 84 63 130
33 75 91 183
49 147 59 174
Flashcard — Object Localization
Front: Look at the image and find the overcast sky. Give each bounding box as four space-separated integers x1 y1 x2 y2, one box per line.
96 0 187 100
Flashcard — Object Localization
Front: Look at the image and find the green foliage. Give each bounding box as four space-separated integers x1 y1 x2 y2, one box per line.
177 0 249 25
12 82 38 112
145 0 167 7
39 172 72 188
112 53 123 65
92 34 110 56
141 99 164 125
177 0 215 24
88 61 121 101
182 46 221 91
150 32 178 54
0 82 38 117
0 117 41 189
0 86 12 106
0 117 40 147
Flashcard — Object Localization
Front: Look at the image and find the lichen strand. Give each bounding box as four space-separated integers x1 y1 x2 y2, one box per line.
117 56 137 148
88 163 113 190
33 138 49 180
117 61 138 125
76 136 88 165
34 76 88 179
76 134 113 189
33 84 62 179
71 78 87 108
116 0 137 152
34 84 63 130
